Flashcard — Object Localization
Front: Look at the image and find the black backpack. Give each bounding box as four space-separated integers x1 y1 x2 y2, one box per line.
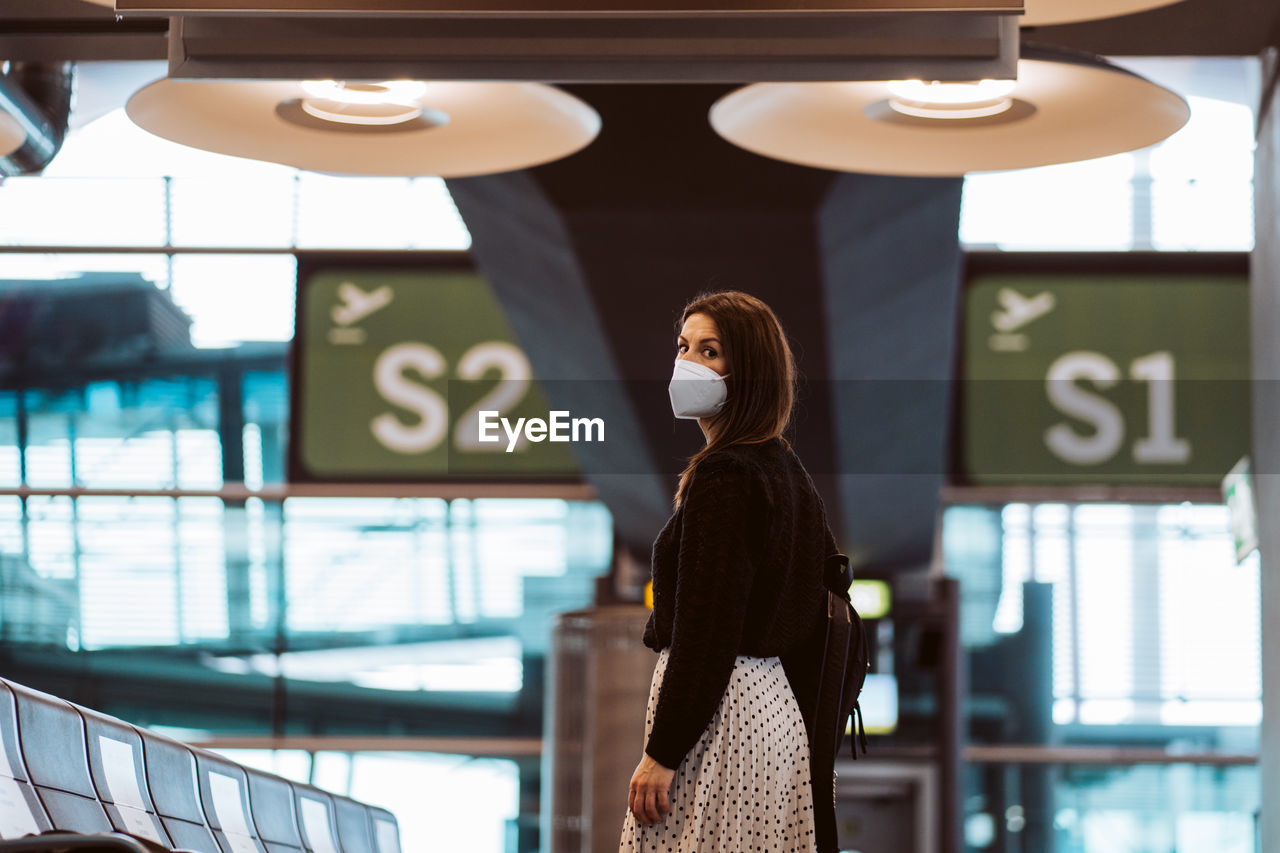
814 552 870 761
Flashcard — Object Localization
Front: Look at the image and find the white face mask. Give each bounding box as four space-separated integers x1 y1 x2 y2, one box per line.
669 358 731 419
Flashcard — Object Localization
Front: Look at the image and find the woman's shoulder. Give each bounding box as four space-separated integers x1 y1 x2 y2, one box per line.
691 439 791 496
701 440 824 511
702 436 786 464
691 448 756 482
701 436 798 476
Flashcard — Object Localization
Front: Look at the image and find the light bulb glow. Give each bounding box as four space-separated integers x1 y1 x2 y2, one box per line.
885 78 1017 120
296 79 431 126
886 79 1016 105
299 99 423 126
299 79 429 105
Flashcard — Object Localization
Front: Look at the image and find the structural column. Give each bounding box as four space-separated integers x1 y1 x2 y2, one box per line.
1250 45 1279 853
446 84 964 569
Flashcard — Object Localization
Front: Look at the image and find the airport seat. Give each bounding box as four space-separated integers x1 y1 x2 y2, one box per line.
290 785 340 853
0 678 402 853
0 682 53 839
191 749 267 853
367 809 401 853
8 681 113 835
330 797 372 853
242 769 303 853
76 703 173 849
134 730 220 853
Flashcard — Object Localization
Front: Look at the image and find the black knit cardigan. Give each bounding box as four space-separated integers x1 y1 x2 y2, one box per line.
641 436 841 853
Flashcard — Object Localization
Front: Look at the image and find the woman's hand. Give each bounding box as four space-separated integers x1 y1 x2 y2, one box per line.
628 753 676 825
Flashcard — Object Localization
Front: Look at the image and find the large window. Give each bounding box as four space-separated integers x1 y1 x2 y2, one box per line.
959 56 1258 252
209 748 520 853
946 501 1261 732
0 61 471 351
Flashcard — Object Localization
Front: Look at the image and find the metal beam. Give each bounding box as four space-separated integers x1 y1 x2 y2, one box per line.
165 10 1017 82
117 0 1021 14
0 2 167 62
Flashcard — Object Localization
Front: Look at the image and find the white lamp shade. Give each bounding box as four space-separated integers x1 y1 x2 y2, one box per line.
707 53 1190 177
1022 0 1188 26
125 78 601 177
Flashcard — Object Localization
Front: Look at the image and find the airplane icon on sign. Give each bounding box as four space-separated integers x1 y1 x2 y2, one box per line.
991 287 1055 333
331 282 393 327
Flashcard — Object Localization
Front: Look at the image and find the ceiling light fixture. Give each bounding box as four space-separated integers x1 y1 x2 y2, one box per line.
125 78 601 177
707 47 1189 177
1021 0 1189 26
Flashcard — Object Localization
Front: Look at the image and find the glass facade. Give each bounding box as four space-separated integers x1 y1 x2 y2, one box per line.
959 57 1259 252
211 749 522 853
963 760 1258 853
0 355 610 853
946 502 1262 734
946 502 1261 853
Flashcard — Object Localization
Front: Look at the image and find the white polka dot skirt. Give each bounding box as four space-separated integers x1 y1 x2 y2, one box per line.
617 647 818 852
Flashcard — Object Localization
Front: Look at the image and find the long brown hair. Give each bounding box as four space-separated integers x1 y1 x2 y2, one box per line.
672 289 797 510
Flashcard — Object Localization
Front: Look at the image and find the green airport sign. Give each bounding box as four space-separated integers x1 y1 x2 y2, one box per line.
293 264 582 481
959 269 1250 486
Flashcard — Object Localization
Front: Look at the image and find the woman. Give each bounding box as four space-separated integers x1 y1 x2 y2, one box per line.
618 289 843 853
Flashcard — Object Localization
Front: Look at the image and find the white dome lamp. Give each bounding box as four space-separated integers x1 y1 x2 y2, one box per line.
707 46 1190 178
1021 0 1189 26
125 77 601 177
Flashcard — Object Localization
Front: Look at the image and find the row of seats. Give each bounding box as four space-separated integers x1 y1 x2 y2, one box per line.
0 677 402 853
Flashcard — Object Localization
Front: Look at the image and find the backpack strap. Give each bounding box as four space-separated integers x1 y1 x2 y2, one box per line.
850 701 869 760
